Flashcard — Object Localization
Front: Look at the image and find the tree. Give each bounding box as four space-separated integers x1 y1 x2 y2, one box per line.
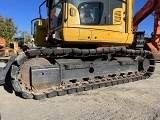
0 15 17 46
20 31 32 43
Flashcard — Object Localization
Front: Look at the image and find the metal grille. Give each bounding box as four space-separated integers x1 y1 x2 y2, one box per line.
113 11 122 24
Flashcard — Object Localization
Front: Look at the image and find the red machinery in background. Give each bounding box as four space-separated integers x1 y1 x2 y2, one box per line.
0 38 6 50
133 0 160 59
0 38 6 56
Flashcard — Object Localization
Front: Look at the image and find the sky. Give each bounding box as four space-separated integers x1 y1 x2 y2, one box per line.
0 0 47 36
0 0 154 37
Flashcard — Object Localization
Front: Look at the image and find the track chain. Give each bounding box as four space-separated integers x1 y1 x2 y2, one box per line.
11 47 155 100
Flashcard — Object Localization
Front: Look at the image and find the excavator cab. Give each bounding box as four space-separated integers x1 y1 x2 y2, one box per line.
33 0 134 48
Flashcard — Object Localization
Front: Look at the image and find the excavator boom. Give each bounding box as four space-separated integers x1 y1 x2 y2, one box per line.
133 0 155 32
133 0 160 55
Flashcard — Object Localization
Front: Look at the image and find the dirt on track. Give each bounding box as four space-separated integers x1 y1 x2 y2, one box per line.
1 62 160 120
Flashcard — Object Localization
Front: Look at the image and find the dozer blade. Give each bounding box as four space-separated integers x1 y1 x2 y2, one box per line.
9 47 155 100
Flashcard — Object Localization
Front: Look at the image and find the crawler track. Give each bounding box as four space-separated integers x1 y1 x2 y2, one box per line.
11 47 155 100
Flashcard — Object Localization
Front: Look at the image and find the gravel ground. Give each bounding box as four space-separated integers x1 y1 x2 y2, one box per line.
0 62 160 120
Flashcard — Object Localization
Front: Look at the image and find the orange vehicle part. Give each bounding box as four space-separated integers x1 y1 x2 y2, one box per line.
0 38 6 51
133 0 160 55
133 0 160 53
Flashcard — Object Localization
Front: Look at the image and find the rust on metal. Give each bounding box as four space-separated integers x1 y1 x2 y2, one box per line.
19 58 51 90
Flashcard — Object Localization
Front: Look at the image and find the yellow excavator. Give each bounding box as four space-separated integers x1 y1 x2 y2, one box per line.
0 0 155 100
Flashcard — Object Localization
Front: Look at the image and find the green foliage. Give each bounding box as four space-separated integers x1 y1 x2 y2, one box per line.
0 15 17 46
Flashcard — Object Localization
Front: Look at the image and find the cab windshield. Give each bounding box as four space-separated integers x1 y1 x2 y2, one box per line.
79 2 103 25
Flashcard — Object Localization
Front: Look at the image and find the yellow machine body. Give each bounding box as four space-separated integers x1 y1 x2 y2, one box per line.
34 20 48 46
34 0 134 47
